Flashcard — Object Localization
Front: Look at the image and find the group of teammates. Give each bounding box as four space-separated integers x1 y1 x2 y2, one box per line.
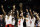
0 3 40 27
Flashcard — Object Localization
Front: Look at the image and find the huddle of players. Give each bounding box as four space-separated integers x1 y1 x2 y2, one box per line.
1 3 40 27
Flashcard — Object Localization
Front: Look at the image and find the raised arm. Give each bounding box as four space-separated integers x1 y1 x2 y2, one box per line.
29 9 34 17
36 14 39 20
17 10 19 19
1 5 6 16
12 5 16 12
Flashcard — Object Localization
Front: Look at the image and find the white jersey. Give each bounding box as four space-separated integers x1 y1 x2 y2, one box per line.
26 18 30 27
30 17 36 27
5 15 12 25
5 15 9 25
38 18 40 26
12 17 15 25
38 22 40 26
9 15 12 24
18 18 24 27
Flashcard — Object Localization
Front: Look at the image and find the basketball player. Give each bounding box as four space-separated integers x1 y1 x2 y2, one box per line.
29 9 36 27
8 10 13 27
12 15 15 27
1 5 8 27
5 12 12 27
30 16 36 27
26 9 31 20
25 14 30 27
17 10 24 27
1 5 12 27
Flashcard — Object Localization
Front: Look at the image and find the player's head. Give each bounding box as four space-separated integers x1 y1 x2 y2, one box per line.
8 12 10 16
19 12 23 19
20 12 23 17
8 10 12 16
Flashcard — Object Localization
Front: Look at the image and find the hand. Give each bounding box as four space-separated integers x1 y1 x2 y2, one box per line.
1 5 3 9
13 5 15 9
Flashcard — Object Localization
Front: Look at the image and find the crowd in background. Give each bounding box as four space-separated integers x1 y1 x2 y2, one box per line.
0 3 40 27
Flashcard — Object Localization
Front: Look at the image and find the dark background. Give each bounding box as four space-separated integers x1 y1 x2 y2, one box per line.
0 0 40 15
